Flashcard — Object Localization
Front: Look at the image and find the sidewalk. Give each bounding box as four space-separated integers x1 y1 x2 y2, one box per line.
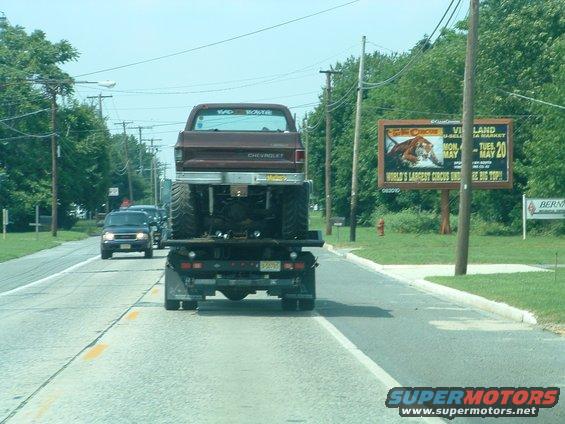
325 244 548 325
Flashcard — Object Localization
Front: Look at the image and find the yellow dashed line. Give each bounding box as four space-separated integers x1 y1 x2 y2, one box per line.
35 394 59 419
125 310 139 320
83 343 109 361
151 288 159 296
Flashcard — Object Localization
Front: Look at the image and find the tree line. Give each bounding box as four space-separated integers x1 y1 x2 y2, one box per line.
304 0 564 233
0 20 158 230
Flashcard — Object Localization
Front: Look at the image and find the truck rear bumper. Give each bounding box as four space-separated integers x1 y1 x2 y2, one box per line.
176 171 304 186
164 265 312 301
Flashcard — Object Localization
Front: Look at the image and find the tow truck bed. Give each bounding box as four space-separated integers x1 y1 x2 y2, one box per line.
164 231 323 311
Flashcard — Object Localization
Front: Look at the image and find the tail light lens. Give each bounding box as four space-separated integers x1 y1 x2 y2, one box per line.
174 148 182 162
295 149 305 163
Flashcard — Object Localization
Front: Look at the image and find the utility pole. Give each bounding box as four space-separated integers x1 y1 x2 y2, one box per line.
149 139 162 205
349 35 366 242
86 93 112 119
132 125 153 173
303 116 309 179
455 0 479 275
319 69 341 236
115 121 134 203
50 87 58 237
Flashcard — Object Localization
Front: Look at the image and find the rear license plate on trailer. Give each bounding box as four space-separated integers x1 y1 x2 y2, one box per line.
120 244 131 250
260 261 281 272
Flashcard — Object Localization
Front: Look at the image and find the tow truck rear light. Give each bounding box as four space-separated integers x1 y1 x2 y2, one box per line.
295 149 305 163
180 262 192 270
193 262 203 269
283 262 305 270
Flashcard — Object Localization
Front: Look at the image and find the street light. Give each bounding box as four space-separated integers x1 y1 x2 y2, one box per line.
37 78 117 236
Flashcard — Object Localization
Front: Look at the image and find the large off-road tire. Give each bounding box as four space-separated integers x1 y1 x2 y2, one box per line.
171 182 200 239
281 183 309 239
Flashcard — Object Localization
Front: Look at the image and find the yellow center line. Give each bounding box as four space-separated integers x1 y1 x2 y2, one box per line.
83 343 109 361
125 310 139 320
151 288 159 296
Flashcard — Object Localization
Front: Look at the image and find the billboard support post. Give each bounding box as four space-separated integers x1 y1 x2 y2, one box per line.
440 190 451 234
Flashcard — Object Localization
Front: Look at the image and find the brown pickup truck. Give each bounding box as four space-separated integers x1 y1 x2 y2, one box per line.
171 103 309 240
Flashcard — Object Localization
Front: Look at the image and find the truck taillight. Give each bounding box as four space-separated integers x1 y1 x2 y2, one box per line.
295 149 305 163
174 148 182 162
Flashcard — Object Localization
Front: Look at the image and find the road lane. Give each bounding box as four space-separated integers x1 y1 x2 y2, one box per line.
0 250 165 422
0 242 563 423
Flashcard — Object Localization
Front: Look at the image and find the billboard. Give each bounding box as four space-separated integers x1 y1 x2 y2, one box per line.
378 119 513 189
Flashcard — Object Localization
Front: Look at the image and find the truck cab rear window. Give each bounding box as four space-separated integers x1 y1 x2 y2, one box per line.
192 108 289 132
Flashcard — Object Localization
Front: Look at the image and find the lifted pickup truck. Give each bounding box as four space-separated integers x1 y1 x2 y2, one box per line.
165 103 322 311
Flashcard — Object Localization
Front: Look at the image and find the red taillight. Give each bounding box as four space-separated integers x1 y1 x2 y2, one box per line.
294 262 305 270
295 149 305 163
180 262 192 270
283 262 294 270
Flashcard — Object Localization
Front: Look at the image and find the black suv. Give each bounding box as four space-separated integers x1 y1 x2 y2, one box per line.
100 211 155 259
127 205 169 249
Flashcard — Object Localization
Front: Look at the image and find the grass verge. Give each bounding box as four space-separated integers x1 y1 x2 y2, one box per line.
310 213 564 265
0 231 89 263
428 270 564 325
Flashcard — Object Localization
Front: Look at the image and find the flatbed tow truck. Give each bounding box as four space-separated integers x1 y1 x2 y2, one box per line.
164 230 323 311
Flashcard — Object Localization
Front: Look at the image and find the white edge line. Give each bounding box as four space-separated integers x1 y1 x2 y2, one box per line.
0 256 98 297
313 314 445 424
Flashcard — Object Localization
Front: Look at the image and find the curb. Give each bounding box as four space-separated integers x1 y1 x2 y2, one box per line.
323 244 538 325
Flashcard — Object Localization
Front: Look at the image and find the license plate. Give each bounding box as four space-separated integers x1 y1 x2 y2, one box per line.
260 261 281 272
120 244 131 250
266 174 288 182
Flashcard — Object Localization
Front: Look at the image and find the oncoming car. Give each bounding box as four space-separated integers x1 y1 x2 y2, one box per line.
127 204 168 249
100 211 155 259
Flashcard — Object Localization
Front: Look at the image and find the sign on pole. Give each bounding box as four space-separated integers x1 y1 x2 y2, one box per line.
522 196 565 239
108 187 119 197
378 119 513 189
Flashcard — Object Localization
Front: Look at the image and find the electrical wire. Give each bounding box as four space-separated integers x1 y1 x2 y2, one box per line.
0 108 50 122
364 0 461 89
74 1 360 77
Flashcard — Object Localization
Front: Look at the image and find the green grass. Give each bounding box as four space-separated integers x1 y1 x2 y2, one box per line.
0 231 89 263
310 213 564 265
71 219 102 236
428 270 565 324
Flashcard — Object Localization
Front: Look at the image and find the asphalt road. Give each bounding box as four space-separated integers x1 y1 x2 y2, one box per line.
0 238 563 423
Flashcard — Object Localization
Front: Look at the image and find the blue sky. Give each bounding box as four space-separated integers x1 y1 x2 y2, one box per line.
2 0 467 176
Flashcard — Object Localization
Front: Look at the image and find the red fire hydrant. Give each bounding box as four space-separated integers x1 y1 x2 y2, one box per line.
377 218 385 236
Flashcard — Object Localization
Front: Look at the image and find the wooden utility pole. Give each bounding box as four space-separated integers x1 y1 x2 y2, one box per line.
349 35 366 242
149 139 162 205
50 88 58 237
133 125 153 173
303 117 309 179
86 93 112 119
319 69 341 236
116 121 134 203
455 0 479 275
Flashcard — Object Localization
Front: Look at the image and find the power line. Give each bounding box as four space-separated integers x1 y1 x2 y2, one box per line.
74 1 360 77
504 91 565 110
0 108 50 122
364 0 461 89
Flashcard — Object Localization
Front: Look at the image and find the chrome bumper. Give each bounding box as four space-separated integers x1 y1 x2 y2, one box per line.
175 171 304 186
